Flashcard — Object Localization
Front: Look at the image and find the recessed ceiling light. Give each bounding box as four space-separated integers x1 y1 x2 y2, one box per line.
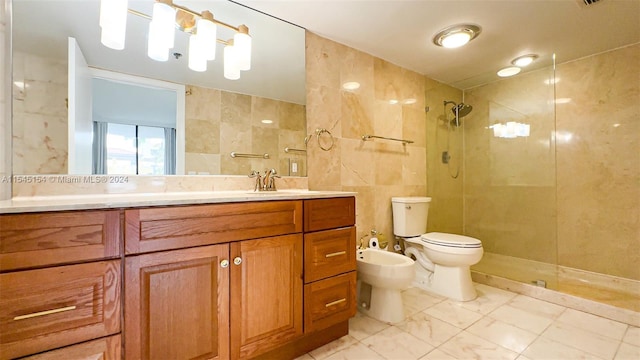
511 54 539 67
497 66 521 77
261 119 273 124
433 24 482 49
342 81 361 90
389 99 399 105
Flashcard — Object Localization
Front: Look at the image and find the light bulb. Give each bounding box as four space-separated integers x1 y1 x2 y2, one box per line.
148 21 169 61
234 25 252 71
441 32 471 48
197 12 217 61
224 42 240 80
99 0 128 50
188 35 207 72
151 1 176 49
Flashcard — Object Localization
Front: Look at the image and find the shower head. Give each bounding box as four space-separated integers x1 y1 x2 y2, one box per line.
443 100 473 127
452 103 473 118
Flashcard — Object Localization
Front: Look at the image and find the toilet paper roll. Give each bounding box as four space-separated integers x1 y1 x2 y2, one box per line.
369 237 380 249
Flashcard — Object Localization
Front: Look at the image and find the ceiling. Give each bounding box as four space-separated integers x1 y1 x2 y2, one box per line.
234 0 640 89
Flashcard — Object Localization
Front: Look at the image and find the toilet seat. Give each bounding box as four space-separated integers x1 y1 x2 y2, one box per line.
421 232 482 249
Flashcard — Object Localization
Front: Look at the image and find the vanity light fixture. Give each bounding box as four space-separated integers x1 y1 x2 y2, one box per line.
497 66 521 77
99 0 252 79
433 24 481 49
511 54 538 67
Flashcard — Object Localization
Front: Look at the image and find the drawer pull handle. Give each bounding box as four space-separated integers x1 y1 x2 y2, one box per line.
13 306 76 321
325 298 346 307
325 251 346 258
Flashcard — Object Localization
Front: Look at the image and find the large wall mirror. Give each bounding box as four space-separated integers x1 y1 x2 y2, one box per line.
11 0 306 177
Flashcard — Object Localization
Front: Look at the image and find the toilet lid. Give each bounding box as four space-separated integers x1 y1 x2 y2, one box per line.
421 232 482 248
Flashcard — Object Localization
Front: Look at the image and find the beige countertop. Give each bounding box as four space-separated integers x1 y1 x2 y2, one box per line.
0 190 356 214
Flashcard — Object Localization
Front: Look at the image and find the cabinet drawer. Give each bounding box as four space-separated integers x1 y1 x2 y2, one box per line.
304 227 356 283
125 201 303 254
0 260 121 359
20 335 121 360
304 272 356 333
0 210 120 271
304 197 355 232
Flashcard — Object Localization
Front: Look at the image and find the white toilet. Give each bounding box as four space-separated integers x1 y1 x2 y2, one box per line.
392 197 483 301
356 248 415 323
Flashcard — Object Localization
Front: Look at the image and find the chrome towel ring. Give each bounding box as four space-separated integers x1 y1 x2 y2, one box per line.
305 128 335 151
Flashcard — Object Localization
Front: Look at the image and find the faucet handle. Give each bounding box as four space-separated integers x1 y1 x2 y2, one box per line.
266 169 280 191
248 170 262 192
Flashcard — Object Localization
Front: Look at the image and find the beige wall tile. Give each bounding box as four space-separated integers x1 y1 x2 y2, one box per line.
185 118 220 154
306 32 428 247
185 86 220 121
555 44 640 280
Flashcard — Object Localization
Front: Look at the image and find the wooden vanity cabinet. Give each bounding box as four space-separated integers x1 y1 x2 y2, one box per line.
302 198 357 333
1 196 356 359
0 210 122 360
124 201 304 360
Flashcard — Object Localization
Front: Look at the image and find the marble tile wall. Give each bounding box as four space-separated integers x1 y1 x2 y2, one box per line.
159 85 308 177
12 51 68 174
555 43 639 281
0 0 9 200
305 32 427 243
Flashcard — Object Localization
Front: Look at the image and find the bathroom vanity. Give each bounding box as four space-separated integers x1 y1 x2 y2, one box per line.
0 192 356 359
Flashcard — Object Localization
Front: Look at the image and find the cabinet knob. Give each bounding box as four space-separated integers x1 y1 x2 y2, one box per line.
220 259 229 268
233 257 242 265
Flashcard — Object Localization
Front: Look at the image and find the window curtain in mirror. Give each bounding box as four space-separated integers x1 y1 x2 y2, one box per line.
164 127 176 175
93 122 108 174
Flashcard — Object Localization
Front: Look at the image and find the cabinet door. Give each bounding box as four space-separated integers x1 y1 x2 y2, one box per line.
125 244 229 360
230 234 303 359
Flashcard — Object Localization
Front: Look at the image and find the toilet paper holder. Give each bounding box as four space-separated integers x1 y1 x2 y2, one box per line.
358 229 388 249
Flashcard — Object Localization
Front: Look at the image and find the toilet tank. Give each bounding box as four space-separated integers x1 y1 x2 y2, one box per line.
391 197 431 237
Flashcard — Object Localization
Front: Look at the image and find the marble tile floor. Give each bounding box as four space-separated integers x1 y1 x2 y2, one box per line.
296 284 640 360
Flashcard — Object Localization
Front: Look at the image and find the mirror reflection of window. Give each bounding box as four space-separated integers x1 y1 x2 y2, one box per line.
95 123 175 175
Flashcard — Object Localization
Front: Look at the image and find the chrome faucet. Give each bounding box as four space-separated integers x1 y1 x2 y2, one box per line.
248 169 280 191
263 168 280 191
